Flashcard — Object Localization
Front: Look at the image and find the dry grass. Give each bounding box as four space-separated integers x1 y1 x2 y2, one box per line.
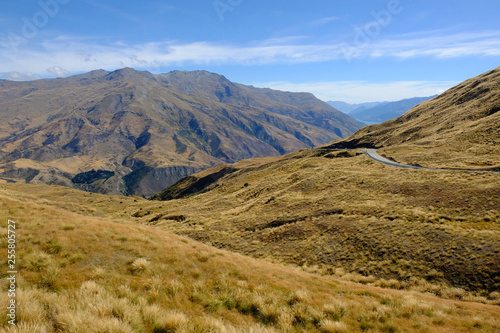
0 183 499 332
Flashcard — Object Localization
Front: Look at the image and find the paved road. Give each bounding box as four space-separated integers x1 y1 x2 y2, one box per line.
363 149 429 170
362 149 500 174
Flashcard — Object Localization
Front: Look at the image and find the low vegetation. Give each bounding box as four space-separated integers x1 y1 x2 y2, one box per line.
71 169 115 184
1 183 499 332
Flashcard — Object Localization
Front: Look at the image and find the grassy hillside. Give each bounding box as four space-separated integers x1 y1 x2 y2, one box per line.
325 67 500 170
0 183 499 332
149 149 500 299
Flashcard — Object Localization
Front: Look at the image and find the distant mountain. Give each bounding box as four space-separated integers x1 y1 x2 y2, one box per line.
0 68 363 196
350 96 437 123
327 101 384 114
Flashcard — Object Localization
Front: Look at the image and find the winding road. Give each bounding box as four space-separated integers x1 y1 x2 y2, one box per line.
362 149 500 174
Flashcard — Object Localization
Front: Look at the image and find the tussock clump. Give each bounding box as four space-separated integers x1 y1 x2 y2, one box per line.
91 267 106 279
55 310 135 333
166 279 183 297
154 311 188 332
24 251 53 272
128 258 150 274
4 322 50 333
320 320 349 333
80 280 106 295
16 290 46 324
39 266 60 289
323 300 349 321
441 287 467 300
141 304 163 325
287 289 311 305
44 238 63 254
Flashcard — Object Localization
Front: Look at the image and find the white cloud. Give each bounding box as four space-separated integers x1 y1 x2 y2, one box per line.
250 80 460 103
46 66 69 77
0 30 499 80
1 71 42 81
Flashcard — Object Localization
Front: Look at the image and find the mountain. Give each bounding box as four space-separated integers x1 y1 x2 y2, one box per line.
328 96 438 124
326 67 500 169
327 101 384 114
349 96 437 123
0 68 363 196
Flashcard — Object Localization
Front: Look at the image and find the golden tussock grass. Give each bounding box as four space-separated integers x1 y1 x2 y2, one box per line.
0 182 499 332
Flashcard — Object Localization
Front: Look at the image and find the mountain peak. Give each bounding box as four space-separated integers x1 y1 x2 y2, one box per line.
159 70 231 85
104 67 156 81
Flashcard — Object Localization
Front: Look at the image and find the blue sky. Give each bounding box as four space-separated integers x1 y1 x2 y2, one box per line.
0 0 499 103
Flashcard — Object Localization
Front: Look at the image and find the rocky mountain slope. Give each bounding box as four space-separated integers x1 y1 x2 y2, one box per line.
0 68 363 196
326 67 500 169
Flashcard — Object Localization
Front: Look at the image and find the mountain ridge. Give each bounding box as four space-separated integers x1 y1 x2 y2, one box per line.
0 68 363 196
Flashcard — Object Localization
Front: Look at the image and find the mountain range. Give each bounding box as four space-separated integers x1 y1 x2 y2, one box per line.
327 101 385 114
0 68 363 196
329 96 437 124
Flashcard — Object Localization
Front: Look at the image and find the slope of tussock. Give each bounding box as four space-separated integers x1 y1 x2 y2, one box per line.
1 183 499 332
148 149 500 298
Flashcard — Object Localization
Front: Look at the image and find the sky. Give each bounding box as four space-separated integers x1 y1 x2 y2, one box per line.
0 0 499 103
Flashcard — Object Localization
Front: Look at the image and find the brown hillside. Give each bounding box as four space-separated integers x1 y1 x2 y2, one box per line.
325 67 500 169
149 148 500 297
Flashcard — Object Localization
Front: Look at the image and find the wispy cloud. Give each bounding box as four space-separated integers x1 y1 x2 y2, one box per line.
307 16 339 28
0 30 499 79
250 80 459 103
83 0 142 23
